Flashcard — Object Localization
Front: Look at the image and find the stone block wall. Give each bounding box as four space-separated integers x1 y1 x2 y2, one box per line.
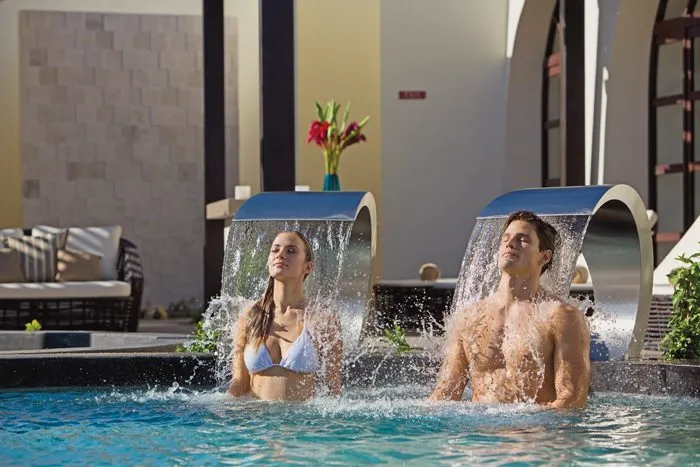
19 10 239 308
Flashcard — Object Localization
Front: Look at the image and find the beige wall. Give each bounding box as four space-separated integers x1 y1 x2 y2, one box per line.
381 0 508 279
0 0 259 306
16 10 240 307
503 0 556 192
295 0 382 276
0 0 260 227
600 0 655 202
603 0 677 262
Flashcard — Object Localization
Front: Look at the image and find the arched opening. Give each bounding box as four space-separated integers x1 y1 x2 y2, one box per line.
650 0 700 264
542 0 562 187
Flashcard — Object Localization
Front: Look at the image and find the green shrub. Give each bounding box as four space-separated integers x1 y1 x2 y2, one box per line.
660 250 700 360
176 320 221 353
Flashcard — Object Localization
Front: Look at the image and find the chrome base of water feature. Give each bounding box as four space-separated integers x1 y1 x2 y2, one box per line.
231 191 377 349
473 184 653 361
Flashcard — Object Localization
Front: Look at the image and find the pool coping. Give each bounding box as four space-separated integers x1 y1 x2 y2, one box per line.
1 351 699 398
0 330 189 354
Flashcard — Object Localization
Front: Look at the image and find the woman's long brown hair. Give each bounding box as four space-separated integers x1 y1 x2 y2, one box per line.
248 231 314 347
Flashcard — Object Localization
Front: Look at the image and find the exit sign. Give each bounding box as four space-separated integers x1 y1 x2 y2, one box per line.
398 90 426 100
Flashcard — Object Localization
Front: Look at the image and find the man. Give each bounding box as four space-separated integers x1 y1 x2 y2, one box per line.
428 211 591 408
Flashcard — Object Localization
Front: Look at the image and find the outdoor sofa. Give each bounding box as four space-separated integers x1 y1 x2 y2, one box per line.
0 225 144 332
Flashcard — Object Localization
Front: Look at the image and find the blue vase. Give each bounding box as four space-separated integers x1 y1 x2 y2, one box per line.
323 173 340 191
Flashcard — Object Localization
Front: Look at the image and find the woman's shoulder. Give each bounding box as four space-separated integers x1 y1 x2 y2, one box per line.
238 301 262 322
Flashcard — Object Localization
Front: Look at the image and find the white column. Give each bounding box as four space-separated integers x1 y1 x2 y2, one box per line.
585 0 600 185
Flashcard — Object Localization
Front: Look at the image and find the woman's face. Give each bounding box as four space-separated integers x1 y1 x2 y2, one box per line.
267 232 312 281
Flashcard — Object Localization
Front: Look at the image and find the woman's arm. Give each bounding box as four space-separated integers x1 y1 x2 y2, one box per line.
227 311 251 397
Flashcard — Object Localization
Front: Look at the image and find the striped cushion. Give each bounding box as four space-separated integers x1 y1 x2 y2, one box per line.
3 233 65 283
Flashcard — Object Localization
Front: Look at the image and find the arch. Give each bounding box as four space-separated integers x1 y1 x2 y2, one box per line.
503 0 557 192
602 1 658 207
648 0 700 264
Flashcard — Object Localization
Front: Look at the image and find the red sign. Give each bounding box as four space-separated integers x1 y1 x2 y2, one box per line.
398 90 426 100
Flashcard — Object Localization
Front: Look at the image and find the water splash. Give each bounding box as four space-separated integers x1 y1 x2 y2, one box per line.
425 215 605 402
199 220 358 388
451 215 591 311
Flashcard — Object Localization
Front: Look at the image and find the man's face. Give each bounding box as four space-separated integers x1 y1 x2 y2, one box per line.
497 220 552 276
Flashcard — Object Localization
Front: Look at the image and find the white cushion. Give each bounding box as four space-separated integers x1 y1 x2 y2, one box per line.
0 280 131 299
33 225 122 280
0 228 24 238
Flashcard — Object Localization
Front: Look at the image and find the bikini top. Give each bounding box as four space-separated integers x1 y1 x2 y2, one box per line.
243 325 319 374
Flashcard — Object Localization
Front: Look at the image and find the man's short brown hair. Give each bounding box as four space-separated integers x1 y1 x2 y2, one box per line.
502 210 559 274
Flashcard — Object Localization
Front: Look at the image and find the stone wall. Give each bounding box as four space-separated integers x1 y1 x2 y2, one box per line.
19 10 239 308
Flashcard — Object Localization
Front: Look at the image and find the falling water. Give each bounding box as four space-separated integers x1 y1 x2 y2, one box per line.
192 209 619 396
451 215 591 312
198 219 364 387
417 214 597 402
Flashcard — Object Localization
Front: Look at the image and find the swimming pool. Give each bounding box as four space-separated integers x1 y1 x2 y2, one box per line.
2 385 699 465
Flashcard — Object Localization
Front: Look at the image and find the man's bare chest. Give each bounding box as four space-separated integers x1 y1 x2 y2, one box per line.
465 312 549 372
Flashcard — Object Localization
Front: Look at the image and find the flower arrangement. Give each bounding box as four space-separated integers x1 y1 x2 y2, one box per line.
306 100 369 190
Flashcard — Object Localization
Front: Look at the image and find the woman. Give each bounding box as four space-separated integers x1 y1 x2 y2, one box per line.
227 230 343 401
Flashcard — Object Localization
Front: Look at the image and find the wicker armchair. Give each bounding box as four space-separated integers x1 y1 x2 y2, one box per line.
116 237 145 332
0 236 144 332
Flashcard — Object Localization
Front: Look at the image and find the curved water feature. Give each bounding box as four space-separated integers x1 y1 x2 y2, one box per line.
200 191 377 385
451 184 653 361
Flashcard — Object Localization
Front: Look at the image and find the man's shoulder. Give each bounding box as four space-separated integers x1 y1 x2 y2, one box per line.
549 299 581 316
546 299 587 331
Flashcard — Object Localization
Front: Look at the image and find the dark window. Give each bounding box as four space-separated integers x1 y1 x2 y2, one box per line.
650 0 700 265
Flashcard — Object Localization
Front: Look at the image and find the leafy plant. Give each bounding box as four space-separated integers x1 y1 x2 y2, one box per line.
25 319 41 332
306 100 370 175
660 250 700 360
383 320 411 353
176 320 221 354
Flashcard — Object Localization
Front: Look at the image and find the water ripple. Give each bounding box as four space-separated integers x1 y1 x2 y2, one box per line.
1 387 699 465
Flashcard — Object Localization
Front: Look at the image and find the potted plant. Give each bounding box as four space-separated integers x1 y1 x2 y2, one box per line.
306 100 369 191
660 249 700 361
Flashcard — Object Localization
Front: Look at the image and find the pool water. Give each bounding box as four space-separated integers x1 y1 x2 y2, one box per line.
2 385 699 466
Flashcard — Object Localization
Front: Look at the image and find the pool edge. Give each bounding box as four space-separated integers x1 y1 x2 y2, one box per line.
1 352 699 398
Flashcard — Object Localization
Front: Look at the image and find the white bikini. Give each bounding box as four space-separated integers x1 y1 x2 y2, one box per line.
243 324 319 374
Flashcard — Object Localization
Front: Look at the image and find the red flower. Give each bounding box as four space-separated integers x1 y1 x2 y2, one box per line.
307 120 330 147
340 122 367 150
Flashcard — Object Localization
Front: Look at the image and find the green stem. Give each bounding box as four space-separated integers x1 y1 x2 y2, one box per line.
324 151 331 174
325 150 341 175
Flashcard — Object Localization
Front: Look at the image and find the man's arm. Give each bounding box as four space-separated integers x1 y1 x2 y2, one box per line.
428 313 470 401
549 303 591 408
227 311 251 397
